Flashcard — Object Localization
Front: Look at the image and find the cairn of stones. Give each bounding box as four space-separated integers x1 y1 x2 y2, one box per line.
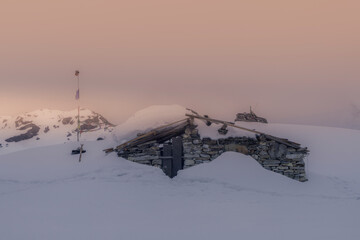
235 107 268 123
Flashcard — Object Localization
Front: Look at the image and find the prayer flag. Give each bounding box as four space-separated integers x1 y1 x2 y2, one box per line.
75 89 80 100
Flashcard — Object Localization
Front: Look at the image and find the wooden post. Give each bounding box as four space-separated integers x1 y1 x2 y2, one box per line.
79 144 84 162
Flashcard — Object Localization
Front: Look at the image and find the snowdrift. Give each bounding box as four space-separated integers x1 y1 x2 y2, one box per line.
112 104 188 143
1 105 360 240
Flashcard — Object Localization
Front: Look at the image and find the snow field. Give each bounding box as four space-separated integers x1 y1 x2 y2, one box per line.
0 105 360 239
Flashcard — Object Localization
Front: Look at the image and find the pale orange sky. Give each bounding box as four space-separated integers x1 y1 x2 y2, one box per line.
0 0 359 128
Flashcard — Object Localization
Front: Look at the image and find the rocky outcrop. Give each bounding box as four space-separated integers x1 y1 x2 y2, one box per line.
80 114 116 131
62 117 73 125
15 117 32 128
5 124 40 142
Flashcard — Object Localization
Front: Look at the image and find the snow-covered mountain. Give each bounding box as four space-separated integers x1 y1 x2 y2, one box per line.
0 108 115 153
0 105 360 239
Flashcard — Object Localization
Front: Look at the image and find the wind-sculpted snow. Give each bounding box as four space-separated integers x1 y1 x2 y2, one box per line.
177 152 360 200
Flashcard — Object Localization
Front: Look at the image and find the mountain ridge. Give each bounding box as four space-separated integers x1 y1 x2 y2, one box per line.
0 108 115 149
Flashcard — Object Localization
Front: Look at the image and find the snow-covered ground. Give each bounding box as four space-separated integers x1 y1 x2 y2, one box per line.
0 105 360 239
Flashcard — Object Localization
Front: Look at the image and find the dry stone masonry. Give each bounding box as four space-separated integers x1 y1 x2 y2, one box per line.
117 121 309 182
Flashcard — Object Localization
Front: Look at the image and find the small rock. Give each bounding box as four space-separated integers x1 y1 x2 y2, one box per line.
184 160 195 166
184 153 200 158
277 144 287 158
285 153 304 159
44 126 50 133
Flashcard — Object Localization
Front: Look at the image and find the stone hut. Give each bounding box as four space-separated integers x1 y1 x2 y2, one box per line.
107 113 308 182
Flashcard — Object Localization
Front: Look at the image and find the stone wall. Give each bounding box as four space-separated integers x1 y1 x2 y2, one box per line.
117 124 308 182
118 140 162 168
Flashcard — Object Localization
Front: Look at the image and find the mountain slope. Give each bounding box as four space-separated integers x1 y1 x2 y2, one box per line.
0 108 115 153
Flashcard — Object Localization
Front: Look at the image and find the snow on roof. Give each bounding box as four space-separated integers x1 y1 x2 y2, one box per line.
112 105 188 143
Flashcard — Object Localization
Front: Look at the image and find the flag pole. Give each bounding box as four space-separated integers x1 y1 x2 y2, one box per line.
75 70 80 142
71 70 86 159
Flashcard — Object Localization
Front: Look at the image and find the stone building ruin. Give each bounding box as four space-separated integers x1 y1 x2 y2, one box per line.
105 112 308 182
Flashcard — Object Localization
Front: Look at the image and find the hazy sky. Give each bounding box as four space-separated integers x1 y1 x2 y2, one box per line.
0 0 359 128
